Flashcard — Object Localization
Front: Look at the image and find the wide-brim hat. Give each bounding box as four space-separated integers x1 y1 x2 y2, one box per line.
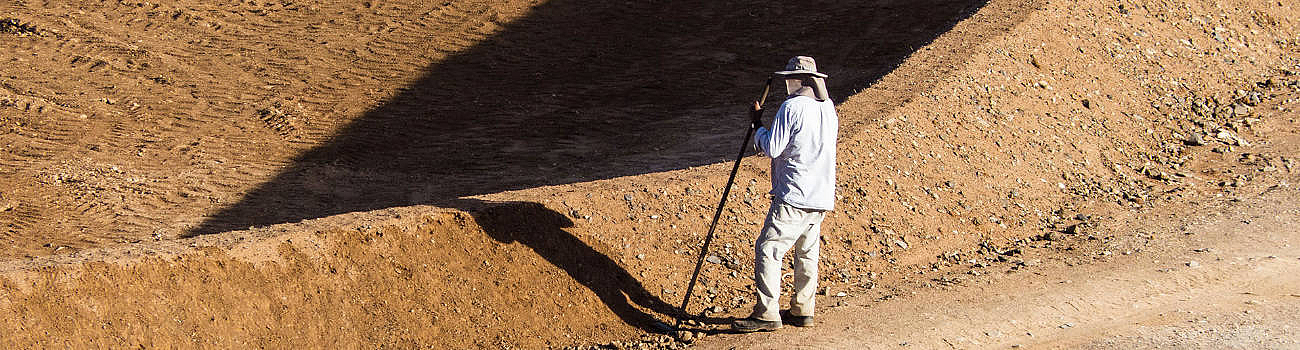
773 56 828 78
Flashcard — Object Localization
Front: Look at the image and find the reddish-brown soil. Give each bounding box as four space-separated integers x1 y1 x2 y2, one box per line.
695 100 1300 349
0 0 992 250
1 0 1299 348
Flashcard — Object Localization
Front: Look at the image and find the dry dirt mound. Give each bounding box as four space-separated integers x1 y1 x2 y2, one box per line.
0 0 985 255
1 0 1299 348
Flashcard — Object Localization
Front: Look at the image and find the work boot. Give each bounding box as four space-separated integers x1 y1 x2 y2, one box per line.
781 310 815 327
731 317 781 333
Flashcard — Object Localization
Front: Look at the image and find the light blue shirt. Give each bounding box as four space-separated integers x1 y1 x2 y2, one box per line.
754 95 838 211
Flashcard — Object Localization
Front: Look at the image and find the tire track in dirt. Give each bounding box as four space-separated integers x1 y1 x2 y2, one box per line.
1 0 325 250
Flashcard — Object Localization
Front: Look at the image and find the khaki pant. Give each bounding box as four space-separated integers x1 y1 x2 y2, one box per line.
750 200 825 321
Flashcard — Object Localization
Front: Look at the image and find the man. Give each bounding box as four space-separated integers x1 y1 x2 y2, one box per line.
733 56 838 333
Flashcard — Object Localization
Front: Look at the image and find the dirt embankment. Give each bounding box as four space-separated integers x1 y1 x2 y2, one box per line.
2 0 1299 348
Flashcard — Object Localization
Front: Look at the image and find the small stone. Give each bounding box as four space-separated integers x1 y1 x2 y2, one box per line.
1186 261 1201 268
894 240 909 249
705 255 722 264
672 330 694 342
1059 322 1075 329
663 288 676 295
636 254 646 260
835 291 847 297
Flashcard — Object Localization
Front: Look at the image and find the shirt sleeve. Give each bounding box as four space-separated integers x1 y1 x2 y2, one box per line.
754 102 796 158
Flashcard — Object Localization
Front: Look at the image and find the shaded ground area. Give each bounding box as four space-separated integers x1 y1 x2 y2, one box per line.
474 201 680 331
188 0 993 236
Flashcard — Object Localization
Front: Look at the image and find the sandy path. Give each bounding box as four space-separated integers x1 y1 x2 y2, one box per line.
695 180 1300 349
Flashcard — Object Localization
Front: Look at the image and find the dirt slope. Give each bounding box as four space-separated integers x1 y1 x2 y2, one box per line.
1 0 1299 348
697 172 1300 349
0 0 989 254
694 103 1300 349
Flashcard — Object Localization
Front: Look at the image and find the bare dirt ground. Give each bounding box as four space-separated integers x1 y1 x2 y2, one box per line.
695 95 1300 349
698 166 1300 350
2 0 1300 348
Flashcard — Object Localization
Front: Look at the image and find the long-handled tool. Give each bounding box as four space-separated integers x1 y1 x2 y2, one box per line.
676 77 774 327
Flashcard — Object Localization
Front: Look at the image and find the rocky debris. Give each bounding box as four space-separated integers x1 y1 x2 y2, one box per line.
0 196 16 212
254 100 307 137
671 330 696 343
0 18 39 36
568 333 692 350
1215 130 1250 146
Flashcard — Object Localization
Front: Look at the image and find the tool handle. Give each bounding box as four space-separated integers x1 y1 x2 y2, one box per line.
757 77 774 107
677 124 754 326
676 78 771 327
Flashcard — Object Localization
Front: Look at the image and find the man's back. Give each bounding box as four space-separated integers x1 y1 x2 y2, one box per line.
755 95 838 211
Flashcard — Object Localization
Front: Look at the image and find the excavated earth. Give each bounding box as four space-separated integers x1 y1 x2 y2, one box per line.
1 0 1299 348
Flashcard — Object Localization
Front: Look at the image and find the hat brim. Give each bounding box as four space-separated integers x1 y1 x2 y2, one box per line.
773 70 828 78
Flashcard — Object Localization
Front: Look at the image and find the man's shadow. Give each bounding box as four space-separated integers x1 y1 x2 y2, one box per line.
472 200 734 331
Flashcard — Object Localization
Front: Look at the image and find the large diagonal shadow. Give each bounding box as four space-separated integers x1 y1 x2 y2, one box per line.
189 0 997 236
188 0 1016 330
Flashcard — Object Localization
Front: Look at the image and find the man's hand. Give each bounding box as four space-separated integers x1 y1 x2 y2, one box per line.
750 101 763 129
